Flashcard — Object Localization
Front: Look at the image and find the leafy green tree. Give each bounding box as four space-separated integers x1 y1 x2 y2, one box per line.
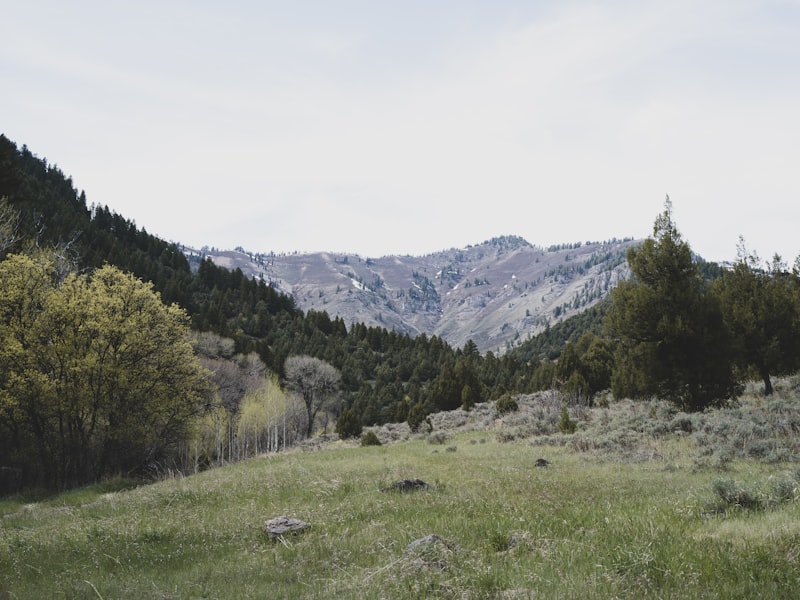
536 333 613 401
712 241 800 395
283 355 340 437
0 254 213 489
236 374 290 457
528 360 556 392
458 345 483 407
394 395 411 422
561 371 589 402
604 199 737 410
555 342 581 387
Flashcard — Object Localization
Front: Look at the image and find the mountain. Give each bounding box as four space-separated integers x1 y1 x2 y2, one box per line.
187 235 638 354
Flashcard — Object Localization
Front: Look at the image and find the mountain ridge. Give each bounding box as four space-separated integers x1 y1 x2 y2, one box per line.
186 234 639 354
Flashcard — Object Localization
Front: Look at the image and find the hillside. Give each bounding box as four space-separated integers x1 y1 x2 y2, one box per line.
6 135 622 446
2 133 636 358
189 235 638 354
3 377 800 598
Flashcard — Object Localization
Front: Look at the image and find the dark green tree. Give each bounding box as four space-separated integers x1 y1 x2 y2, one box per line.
604 198 737 410
456 352 482 411
407 402 427 433
712 241 800 395
360 430 382 446
428 360 461 411
575 333 614 396
335 408 362 440
494 393 519 416
394 395 411 422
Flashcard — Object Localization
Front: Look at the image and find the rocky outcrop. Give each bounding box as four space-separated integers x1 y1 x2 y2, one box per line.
188 236 637 354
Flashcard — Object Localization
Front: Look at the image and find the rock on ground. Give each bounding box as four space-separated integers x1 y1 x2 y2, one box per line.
264 516 310 540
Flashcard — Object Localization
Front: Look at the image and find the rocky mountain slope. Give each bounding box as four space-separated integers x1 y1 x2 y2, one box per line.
186 235 638 354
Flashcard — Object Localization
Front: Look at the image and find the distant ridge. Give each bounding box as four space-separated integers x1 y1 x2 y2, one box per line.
186 235 639 354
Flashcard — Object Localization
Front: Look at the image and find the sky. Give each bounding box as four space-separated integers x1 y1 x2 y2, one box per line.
2 1 799 263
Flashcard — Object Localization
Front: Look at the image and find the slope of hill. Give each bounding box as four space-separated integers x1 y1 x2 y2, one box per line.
188 235 638 354
4 380 800 598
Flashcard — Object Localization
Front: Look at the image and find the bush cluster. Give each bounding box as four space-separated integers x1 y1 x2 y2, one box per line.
710 471 799 512
494 393 519 417
360 431 381 446
427 431 450 445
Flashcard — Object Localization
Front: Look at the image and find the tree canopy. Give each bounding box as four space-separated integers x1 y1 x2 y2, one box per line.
712 240 800 395
5 132 800 492
604 199 738 410
0 253 213 489
284 355 341 437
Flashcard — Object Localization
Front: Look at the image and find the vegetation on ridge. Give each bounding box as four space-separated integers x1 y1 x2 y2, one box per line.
2 135 800 497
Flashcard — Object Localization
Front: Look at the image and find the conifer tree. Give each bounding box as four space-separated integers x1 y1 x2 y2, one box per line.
605 198 737 410
712 241 800 395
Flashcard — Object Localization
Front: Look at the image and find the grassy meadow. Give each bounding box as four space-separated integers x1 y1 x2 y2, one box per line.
3 382 800 599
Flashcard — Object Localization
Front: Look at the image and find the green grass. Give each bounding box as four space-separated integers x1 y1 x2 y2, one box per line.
2 428 800 599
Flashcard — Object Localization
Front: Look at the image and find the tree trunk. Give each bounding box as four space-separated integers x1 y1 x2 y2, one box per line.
304 393 315 437
305 409 314 437
760 365 774 396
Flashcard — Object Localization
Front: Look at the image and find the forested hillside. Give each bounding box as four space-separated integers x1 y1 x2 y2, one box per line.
3 135 798 494
0 135 535 490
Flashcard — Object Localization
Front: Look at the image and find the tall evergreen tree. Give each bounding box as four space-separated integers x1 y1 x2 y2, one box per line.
712 240 800 395
604 198 737 410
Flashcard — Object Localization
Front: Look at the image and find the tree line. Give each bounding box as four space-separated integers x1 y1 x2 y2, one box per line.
606 199 800 408
0 136 527 490
2 134 800 492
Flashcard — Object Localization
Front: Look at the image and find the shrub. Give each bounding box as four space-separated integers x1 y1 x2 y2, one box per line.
335 409 362 440
745 438 772 459
669 415 694 434
428 431 450 445
767 476 796 505
495 394 519 417
486 532 514 552
710 473 800 512
495 430 519 443
360 431 382 446
558 406 577 434
711 478 760 510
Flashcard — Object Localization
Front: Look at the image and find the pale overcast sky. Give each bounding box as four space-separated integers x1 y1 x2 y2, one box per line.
2 1 799 262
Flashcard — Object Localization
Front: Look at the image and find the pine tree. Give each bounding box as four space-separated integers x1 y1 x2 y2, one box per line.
712 241 800 395
604 198 737 410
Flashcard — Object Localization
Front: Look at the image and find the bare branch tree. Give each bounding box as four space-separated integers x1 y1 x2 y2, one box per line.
283 355 340 437
0 197 20 254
